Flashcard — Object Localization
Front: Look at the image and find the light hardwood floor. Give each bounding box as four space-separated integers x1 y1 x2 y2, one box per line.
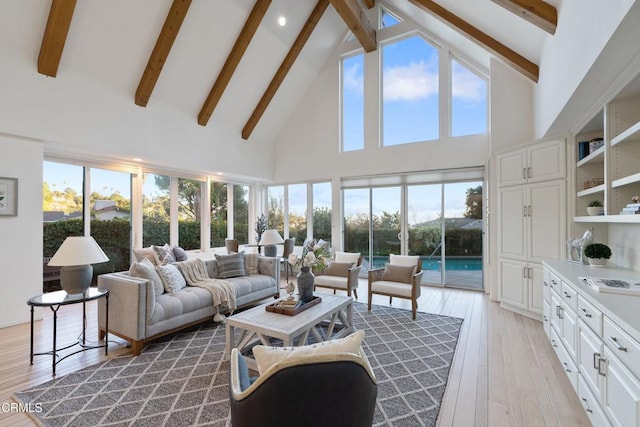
0 281 590 426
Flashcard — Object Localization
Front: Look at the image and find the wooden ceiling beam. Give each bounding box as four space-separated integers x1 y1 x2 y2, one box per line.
329 0 376 52
135 0 192 107
362 0 375 8
38 0 77 77
491 0 557 34
242 0 329 140
198 0 271 126
409 0 539 82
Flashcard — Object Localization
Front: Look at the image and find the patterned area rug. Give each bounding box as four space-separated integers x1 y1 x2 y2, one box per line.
14 303 463 427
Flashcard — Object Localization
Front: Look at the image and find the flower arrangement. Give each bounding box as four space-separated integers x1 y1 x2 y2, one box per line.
288 243 329 271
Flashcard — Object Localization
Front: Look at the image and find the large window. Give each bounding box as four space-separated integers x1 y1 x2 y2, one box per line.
341 53 364 152
288 184 307 243
312 182 332 243
178 178 202 250
382 35 439 146
451 59 487 137
142 173 170 247
210 182 228 248
267 186 285 236
233 185 249 245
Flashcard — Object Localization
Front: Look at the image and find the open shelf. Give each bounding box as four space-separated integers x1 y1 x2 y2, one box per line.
577 184 605 197
612 172 640 188
611 120 640 146
574 215 640 223
576 146 605 167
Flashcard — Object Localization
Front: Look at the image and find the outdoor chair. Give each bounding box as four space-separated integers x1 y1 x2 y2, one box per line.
368 254 423 320
314 251 362 298
225 239 239 254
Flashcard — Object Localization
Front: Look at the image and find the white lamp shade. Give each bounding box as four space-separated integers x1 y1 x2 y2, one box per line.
259 229 284 246
48 236 110 266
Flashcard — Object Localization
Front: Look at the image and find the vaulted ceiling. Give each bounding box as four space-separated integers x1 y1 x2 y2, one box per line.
13 0 560 143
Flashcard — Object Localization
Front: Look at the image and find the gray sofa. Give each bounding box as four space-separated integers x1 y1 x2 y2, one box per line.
97 256 280 355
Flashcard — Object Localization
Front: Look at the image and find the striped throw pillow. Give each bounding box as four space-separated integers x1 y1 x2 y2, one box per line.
215 253 247 278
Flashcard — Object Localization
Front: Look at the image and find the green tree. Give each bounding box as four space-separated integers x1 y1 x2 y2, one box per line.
464 185 483 219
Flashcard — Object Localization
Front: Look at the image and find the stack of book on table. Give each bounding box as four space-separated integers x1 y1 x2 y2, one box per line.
619 203 640 215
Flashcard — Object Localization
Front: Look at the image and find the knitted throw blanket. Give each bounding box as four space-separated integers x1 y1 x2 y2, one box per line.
174 258 237 313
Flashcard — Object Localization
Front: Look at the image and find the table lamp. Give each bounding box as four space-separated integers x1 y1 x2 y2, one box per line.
259 229 283 257
47 236 109 294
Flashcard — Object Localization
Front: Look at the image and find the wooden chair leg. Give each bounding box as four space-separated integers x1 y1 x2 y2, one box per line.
411 299 418 320
368 290 372 311
98 328 106 340
333 289 336 294
353 289 358 299
389 296 393 305
131 340 144 356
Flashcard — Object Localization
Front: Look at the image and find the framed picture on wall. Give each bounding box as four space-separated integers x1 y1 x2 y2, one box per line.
0 177 17 216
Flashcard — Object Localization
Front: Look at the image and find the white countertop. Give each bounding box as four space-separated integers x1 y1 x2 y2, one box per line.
543 260 640 342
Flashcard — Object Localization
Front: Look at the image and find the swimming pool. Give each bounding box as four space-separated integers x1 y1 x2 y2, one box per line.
371 256 483 271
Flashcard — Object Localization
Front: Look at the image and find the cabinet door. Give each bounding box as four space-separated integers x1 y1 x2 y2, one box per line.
579 375 612 427
602 347 640 427
529 180 566 262
529 264 543 315
527 139 566 183
579 320 604 400
498 149 527 186
562 305 578 362
499 258 527 309
499 186 527 260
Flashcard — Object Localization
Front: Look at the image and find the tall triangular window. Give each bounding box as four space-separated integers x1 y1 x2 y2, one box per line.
380 7 401 29
451 59 487 137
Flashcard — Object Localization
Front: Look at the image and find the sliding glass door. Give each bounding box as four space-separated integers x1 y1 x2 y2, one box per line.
343 177 484 290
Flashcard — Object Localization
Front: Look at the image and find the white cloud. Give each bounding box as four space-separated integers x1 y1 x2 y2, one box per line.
452 64 486 102
343 62 363 95
383 61 438 102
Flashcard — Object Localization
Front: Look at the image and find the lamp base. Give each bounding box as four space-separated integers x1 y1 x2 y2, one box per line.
263 245 277 257
60 265 93 294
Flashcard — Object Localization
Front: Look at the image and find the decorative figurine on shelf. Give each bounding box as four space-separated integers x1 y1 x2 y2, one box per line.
567 227 594 264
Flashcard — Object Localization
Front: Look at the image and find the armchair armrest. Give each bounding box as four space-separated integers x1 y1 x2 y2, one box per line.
347 265 362 286
367 267 384 283
411 271 423 298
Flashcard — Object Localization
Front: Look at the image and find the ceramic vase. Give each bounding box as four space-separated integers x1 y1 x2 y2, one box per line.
297 266 315 303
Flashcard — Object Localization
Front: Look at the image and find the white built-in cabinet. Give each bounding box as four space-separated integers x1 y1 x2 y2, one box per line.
544 261 640 427
497 139 566 318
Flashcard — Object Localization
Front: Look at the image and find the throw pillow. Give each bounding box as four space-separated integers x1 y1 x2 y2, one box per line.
172 245 188 262
153 244 177 266
334 251 360 265
382 264 416 284
253 330 365 375
324 261 353 277
244 253 259 275
129 258 164 296
155 264 187 293
215 252 247 279
133 247 157 265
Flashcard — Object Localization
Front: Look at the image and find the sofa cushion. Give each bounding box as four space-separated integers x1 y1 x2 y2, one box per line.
129 258 164 296
153 244 177 266
216 253 246 278
150 286 213 325
227 274 274 296
253 330 365 375
314 275 347 289
244 253 259 275
390 254 420 271
156 263 186 293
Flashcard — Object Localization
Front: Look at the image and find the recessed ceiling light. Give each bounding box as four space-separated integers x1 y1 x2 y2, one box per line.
132 157 143 162
216 172 224 176
278 16 286 27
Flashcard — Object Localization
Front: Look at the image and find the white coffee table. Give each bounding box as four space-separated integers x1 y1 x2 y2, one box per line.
225 294 354 370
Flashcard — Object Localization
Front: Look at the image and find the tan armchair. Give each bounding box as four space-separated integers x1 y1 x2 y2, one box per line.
368 255 423 320
225 239 239 254
314 252 362 298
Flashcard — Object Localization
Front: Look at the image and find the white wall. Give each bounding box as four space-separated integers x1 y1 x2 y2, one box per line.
535 0 635 138
0 135 44 327
608 224 640 271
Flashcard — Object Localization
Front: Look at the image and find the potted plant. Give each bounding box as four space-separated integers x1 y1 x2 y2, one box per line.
584 243 611 267
587 200 603 216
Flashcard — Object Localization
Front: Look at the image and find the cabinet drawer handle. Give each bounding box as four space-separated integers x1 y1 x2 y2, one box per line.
563 291 571 298
551 279 557 286
580 308 592 318
556 305 563 319
544 281 548 287
527 167 531 179
598 357 607 376
522 167 527 179
593 352 600 370
543 315 548 322
608 336 628 352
